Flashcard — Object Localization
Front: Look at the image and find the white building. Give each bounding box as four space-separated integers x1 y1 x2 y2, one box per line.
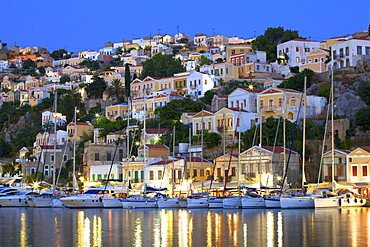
329 37 370 69
227 88 263 112
277 39 321 67
42 111 67 128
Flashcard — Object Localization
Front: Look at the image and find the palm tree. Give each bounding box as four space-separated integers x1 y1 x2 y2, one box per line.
107 78 126 103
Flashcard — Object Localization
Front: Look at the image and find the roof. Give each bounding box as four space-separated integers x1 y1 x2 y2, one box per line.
144 128 170 135
139 144 169 150
261 146 298 154
67 122 90 126
186 156 212 163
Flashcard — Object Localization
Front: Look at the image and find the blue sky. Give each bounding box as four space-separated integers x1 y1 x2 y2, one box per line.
1 0 369 53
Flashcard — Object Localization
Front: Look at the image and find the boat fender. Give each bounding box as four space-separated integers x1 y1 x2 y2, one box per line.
360 199 363 204
99 197 103 202
354 198 357 203
19 198 21 203
347 199 350 203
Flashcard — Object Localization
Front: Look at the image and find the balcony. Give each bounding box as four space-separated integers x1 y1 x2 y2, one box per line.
260 105 276 112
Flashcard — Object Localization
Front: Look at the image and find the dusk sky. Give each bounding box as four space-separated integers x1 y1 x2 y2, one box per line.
2 0 369 53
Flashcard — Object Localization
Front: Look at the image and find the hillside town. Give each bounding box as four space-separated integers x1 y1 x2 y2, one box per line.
1 26 370 200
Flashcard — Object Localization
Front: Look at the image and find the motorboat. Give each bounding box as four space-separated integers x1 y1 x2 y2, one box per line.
60 186 120 208
0 190 40 207
30 190 66 208
280 195 315 209
102 192 128 208
241 196 266 209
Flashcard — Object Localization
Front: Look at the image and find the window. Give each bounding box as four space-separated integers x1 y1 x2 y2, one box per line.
94 153 100 161
50 154 54 162
208 121 211 130
291 99 296 106
357 46 362 55
345 46 349 56
339 48 344 57
228 118 233 127
363 165 368 177
296 57 300 63
98 174 102 181
158 170 162 179
226 68 229 74
184 80 186 87
286 48 289 53
259 99 264 109
231 167 236 176
149 171 154 180
352 165 358 177
193 169 198 177
106 152 112 161
305 48 310 52
278 98 283 107
314 58 318 63
92 174 96 181
366 47 370 55
205 79 207 85
175 81 178 88
220 68 223 75
30 167 36 175
296 47 299 52
178 170 182 180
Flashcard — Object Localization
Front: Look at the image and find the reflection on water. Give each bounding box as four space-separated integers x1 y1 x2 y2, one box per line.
2 207 370 246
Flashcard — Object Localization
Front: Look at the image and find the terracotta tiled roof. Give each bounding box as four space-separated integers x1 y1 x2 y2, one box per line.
145 128 170 135
262 146 298 154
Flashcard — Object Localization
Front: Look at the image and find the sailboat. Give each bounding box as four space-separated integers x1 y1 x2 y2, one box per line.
280 77 316 209
314 69 365 208
31 92 66 208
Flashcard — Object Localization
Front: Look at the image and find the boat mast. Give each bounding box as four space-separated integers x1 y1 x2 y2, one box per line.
126 97 130 191
72 107 78 192
302 77 307 189
331 68 335 192
52 91 57 194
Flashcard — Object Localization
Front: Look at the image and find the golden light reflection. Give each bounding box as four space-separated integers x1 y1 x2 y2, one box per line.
206 211 212 247
215 213 221 244
232 213 238 246
93 215 102 247
20 213 27 247
153 212 161 247
243 223 248 247
134 215 143 247
178 209 191 247
76 211 102 247
266 211 274 247
277 211 283 247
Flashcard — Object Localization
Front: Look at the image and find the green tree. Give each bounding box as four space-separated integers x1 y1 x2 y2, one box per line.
79 60 100 71
140 53 185 78
60 75 71 84
198 56 213 66
50 49 68 60
154 98 205 121
0 139 11 157
22 59 36 70
124 63 131 98
85 76 107 99
37 66 46 75
278 69 316 91
358 80 370 105
252 27 302 62
178 38 188 44
57 91 86 122
356 106 370 131
200 90 217 105
107 78 125 103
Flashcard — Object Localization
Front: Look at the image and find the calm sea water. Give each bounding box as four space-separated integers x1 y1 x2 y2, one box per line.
0 207 369 247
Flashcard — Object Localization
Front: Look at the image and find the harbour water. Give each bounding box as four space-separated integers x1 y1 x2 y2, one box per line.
0 207 369 247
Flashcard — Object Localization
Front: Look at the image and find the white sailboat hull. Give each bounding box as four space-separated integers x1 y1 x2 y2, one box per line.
187 198 209 208
265 198 281 208
31 198 65 208
314 197 340 208
102 198 123 208
120 198 158 208
208 197 224 208
223 197 241 209
340 197 366 207
280 197 314 209
241 197 266 208
157 198 181 208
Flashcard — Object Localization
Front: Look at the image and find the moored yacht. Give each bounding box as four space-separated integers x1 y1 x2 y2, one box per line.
60 187 119 208
0 190 40 207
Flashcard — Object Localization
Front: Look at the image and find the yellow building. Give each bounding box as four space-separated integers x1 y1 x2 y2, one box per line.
67 122 94 143
300 48 329 73
347 148 370 184
200 62 238 83
105 103 129 120
258 88 303 122
226 43 253 62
